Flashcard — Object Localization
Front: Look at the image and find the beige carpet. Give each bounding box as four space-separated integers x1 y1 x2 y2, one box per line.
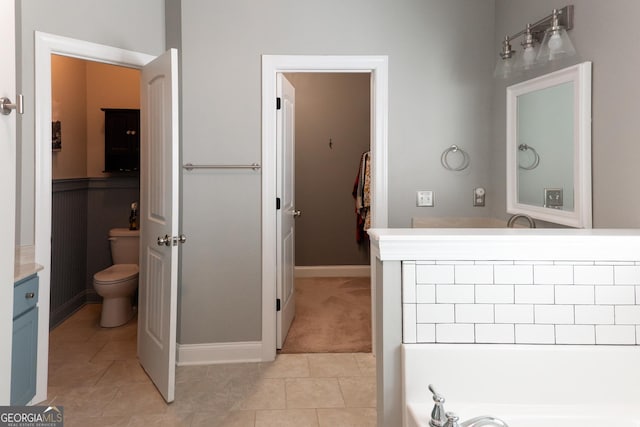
280 276 372 354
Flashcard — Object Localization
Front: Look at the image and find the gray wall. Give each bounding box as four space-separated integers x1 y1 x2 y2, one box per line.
178 0 495 344
285 73 371 267
492 0 640 227
16 0 165 245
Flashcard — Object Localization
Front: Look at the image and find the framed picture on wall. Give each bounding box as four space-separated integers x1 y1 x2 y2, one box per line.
52 121 62 151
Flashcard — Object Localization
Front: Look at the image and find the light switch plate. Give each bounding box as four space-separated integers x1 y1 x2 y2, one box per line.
417 190 434 207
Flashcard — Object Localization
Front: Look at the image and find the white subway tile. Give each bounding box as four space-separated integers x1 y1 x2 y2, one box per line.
515 324 555 344
494 265 533 284
574 265 614 285
615 306 640 325
476 260 512 265
595 286 635 305
437 260 473 265
436 324 475 343
476 324 515 343
515 260 553 265
416 285 436 303
455 304 494 323
597 261 634 266
615 266 640 285
637 286 640 304
416 304 454 323
555 261 593 266
402 262 417 303
455 265 493 284
534 305 574 324
403 304 417 343
475 285 514 304
515 285 554 304
574 305 614 325
417 264 455 284
416 261 436 265
436 284 474 303
416 324 435 343
555 285 594 305
495 304 534 324
533 265 573 285
637 326 640 345
596 325 636 345
556 325 595 344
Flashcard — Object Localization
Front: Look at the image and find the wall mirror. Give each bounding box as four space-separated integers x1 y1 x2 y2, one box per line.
506 62 592 228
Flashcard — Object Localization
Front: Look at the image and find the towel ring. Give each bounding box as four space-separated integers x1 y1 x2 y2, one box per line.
518 144 540 170
441 145 470 171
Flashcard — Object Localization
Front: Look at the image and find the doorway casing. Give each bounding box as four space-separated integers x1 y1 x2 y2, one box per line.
261 55 389 361
33 31 154 404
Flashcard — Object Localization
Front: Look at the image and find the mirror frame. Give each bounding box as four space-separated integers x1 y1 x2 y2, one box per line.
506 62 592 228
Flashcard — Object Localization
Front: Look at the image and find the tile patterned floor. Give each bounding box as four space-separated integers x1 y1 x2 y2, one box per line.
43 304 377 426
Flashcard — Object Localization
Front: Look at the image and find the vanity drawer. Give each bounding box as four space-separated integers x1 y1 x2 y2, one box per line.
14 275 39 319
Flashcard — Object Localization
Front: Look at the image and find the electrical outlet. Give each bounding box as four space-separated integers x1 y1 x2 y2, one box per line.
544 188 563 209
417 190 434 207
473 187 486 207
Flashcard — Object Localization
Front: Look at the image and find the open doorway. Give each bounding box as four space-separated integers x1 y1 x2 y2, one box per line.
260 55 389 362
278 73 372 354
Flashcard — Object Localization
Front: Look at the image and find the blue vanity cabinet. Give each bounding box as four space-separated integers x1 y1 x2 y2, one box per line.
11 274 39 405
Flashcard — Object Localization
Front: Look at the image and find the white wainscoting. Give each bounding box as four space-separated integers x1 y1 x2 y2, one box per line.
176 341 263 366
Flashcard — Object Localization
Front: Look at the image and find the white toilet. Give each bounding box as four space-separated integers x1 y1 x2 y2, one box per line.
93 228 140 327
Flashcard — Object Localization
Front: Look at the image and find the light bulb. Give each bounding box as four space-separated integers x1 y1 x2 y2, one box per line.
548 32 563 53
523 46 536 67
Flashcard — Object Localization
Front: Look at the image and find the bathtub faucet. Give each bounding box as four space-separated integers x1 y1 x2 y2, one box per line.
443 412 509 427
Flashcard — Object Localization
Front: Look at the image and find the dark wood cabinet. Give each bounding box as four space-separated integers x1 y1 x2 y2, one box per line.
102 108 140 173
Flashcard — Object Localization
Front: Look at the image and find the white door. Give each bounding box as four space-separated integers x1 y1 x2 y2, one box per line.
0 0 17 405
276 74 296 349
137 48 180 403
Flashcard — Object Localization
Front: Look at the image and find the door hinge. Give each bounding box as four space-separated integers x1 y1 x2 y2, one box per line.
276 298 281 311
276 97 281 110
276 197 281 210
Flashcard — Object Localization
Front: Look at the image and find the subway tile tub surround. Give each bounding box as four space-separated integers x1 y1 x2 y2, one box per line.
368 228 640 427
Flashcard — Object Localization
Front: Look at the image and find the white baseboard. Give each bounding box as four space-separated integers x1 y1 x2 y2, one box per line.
176 341 263 366
295 265 371 278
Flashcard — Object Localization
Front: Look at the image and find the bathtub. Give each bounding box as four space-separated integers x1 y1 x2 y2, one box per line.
402 344 640 427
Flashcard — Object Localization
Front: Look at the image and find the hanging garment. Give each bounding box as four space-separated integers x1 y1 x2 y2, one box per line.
352 151 371 243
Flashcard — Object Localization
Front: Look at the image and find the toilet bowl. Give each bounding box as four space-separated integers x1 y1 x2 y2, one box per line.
94 264 139 327
93 228 140 327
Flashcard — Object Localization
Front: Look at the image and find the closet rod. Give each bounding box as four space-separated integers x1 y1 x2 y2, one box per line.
183 163 261 171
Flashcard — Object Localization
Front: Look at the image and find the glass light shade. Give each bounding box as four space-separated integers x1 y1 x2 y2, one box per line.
494 56 515 79
514 44 540 71
536 27 576 63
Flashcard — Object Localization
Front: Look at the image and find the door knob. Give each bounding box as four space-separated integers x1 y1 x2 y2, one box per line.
178 234 187 244
293 209 302 218
0 95 23 115
157 234 171 246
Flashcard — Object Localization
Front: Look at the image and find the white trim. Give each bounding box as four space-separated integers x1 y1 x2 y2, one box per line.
261 55 389 362
295 265 371 278
176 342 263 366
34 31 154 405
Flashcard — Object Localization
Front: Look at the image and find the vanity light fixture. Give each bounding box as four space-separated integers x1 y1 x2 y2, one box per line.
494 5 576 78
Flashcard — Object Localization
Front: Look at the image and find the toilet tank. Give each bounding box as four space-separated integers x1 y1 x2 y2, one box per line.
109 228 140 264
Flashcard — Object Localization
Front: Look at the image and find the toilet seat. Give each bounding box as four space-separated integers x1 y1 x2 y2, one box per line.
94 264 139 285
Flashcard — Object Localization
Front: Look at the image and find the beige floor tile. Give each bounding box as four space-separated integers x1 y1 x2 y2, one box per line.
262 354 310 378
233 378 286 410
255 408 319 427
44 384 120 418
285 378 345 409
92 339 137 361
175 364 208 384
48 339 107 364
127 412 193 426
101 382 168 417
307 353 362 377
63 415 131 427
191 410 255 427
353 352 376 377
338 377 376 408
49 325 100 344
93 319 138 342
48 360 113 387
96 359 150 386
317 408 377 427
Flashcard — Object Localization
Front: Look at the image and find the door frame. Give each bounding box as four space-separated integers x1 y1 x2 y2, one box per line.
261 55 389 361
33 32 154 404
